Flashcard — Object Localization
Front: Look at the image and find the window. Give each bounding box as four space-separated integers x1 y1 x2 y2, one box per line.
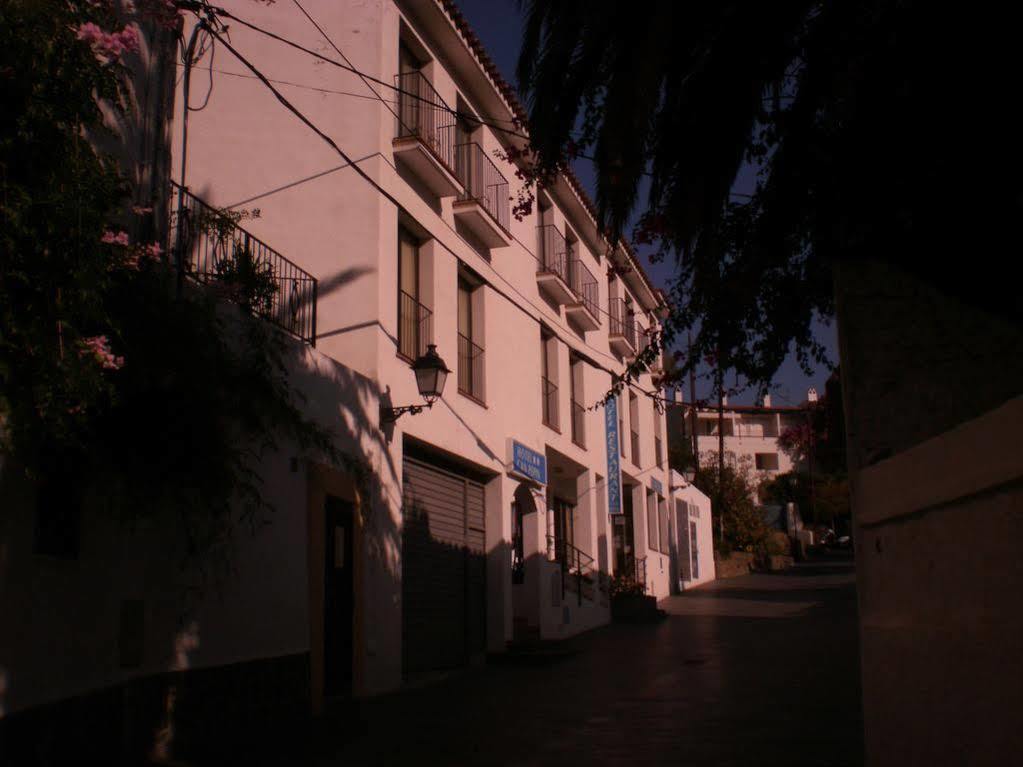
569 355 585 447
541 329 558 430
646 491 658 553
397 225 430 359
658 498 669 554
629 391 640 466
755 453 780 471
654 405 663 468
457 274 484 402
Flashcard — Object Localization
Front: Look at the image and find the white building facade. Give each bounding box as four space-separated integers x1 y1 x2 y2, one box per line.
1 2 679 749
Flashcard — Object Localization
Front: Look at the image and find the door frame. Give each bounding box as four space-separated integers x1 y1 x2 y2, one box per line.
307 462 364 714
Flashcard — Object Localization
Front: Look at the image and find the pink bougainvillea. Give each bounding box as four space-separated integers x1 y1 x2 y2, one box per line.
79 335 125 370
101 229 130 246
75 22 140 65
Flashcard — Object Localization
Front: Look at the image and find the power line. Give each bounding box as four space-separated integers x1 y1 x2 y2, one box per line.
187 8 668 410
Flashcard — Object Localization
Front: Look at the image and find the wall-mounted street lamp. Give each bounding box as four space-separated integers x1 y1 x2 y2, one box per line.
382 344 450 422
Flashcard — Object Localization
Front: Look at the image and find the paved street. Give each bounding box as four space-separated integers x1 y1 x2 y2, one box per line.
321 553 862 766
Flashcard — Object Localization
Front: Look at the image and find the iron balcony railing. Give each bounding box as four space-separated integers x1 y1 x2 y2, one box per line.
456 141 510 231
567 257 600 321
395 70 458 176
608 297 636 350
457 331 485 402
571 398 586 448
398 289 433 360
631 428 641 467
170 181 317 345
537 225 568 284
541 375 559 430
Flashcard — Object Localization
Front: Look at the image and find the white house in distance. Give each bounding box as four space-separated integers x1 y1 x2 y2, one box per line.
668 389 815 479
0 1 685 759
669 470 716 590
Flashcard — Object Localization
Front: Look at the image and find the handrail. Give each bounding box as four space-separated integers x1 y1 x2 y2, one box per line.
537 225 568 283
567 257 600 321
457 331 485 401
169 181 317 345
608 297 636 351
395 70 458 175
547 535 598 606
398 289 433 360
455 141 510 231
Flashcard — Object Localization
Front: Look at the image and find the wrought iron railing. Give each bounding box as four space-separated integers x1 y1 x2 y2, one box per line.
608 297 636 351
537 225 568 283
541 375 559 430
571 398 586 448
398 289 432 360
567 257 599 321
395 70 458 176
631 428 641 466
455 141 509 231
457 331 485 401
169 182 317 345
547 535 596 606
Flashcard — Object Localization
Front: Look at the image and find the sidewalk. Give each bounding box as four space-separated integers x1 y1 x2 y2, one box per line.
320 553 863 766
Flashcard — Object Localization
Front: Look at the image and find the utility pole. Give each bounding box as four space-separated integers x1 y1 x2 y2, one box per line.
688 331 699 482
716 362 725 543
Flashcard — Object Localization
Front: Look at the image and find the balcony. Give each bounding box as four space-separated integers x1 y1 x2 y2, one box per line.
541 376 559 431
397 289 433 361
393 71 462 198
535 225 573 304
170 182 317 345
457 332 485 403
453 141 511 248
566 258 600 330
571 398 586 448
608 297 637 357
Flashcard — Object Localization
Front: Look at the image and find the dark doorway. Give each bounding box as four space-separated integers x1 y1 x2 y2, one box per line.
324 495 354 697
613 488 635 574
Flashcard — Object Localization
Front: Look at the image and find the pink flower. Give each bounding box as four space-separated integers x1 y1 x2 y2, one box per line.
75 22 140 65
144 242 162 258
102 230 130 246
79 335 124 370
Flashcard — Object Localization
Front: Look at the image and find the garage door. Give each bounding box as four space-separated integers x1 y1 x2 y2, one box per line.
402 456 486 674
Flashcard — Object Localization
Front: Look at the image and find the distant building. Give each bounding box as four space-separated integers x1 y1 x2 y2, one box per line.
667 390 811 480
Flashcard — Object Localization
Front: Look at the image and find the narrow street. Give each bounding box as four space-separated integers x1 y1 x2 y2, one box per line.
321 552 862 766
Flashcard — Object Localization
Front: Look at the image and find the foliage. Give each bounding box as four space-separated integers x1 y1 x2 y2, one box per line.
515 1 1022 394
760 470 850 526
693 452 769 552
608 571 645 599
0 0 339 571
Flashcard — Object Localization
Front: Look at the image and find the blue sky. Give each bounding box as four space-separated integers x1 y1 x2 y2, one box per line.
454 0 837 406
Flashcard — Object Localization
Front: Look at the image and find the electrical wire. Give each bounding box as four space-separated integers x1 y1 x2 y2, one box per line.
190 12 669 411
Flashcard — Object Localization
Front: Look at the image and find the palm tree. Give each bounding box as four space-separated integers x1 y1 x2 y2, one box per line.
516 1 1022 388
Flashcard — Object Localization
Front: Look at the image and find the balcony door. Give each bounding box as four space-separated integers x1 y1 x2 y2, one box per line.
398 226 421 359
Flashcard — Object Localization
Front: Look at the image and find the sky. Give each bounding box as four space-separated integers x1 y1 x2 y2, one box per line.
454 0 838 406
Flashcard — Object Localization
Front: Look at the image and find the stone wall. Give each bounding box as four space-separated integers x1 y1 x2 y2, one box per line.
713 551 755 579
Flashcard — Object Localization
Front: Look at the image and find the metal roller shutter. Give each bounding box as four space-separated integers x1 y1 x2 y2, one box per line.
402 456 486 675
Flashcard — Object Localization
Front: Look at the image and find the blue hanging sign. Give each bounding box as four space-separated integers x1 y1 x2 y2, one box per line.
510 440 547 485
651 477 663 496
605 397 622 515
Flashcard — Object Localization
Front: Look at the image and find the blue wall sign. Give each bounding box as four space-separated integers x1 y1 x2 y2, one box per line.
605 397 622 515
512 440 547 485
651 477 663 496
